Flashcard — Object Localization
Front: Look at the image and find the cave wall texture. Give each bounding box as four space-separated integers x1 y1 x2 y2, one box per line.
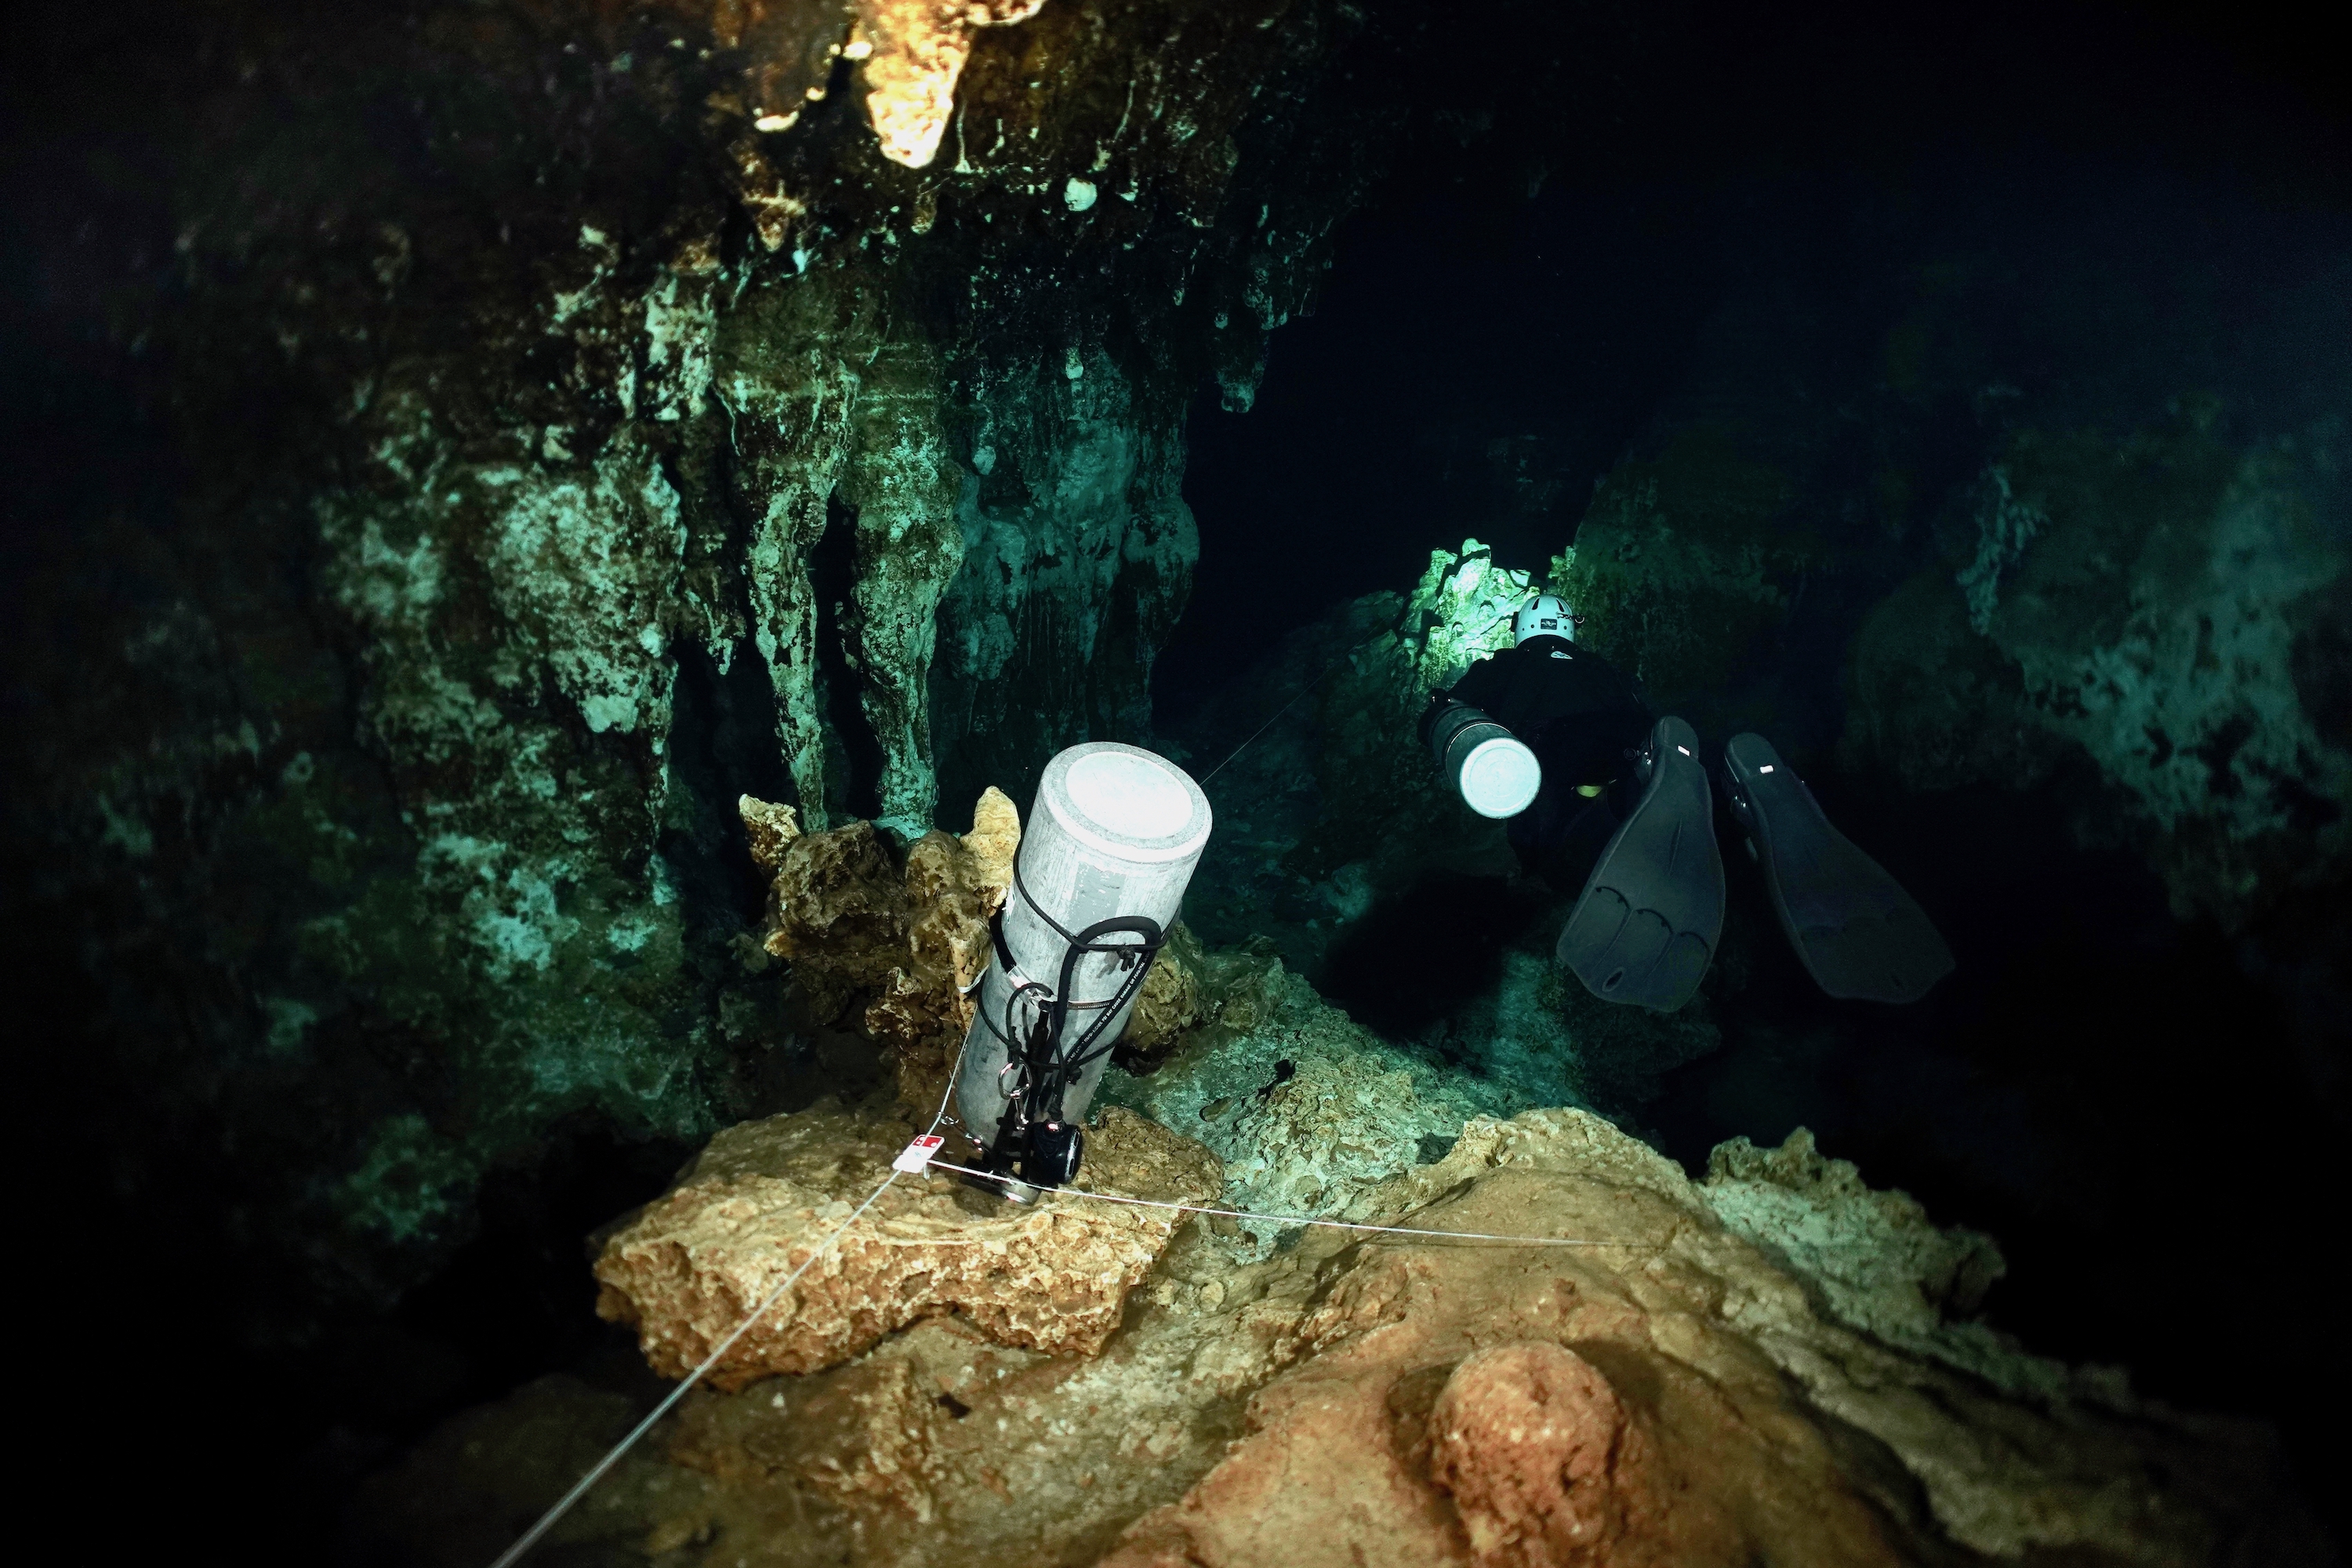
8 0 1520 1314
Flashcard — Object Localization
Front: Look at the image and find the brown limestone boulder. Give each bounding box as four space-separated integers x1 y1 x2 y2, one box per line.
593 1098 1218 1388
1425 1342 1650 1566
1116 921 1208 1068
741 786 1019 1113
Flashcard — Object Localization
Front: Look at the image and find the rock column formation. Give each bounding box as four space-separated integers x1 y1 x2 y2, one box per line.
9 0 1514 1300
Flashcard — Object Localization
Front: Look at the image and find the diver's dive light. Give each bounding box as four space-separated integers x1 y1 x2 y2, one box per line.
1428 702 1542 818
954 742 1212 1192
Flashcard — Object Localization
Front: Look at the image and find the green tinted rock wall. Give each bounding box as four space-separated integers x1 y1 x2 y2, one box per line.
6 0 1450 1310
1850 412 2350 927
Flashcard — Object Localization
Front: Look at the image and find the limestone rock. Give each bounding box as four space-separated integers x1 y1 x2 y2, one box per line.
1115 923 1208 1068
739 794 804 872
1844 418 2351 931
866 797 1018 1115
958 785 1022 888
1552 426 1809 713
1403 538 1537 693
1704 1127 2006 1352
754 787 1019 1112
1098 1112 2320 1568
378 1105 2322 1568
592 1099 1218 1388
27 0 1441 1308
1099 962 1532 1240
666 1332 972 1520
851 0 1051 169
761 819 911 1022
1425 1343 1675 1567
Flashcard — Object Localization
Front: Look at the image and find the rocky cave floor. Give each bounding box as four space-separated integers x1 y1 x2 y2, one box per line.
351 779 2338 1568
366 1105 2331 1568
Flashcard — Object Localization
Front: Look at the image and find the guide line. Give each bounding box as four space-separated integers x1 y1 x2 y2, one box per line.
920 1156 1646 1249
485 1058 1646 1563
485 1042 978 1567
1195 635 1377 788
483 1169 902 1568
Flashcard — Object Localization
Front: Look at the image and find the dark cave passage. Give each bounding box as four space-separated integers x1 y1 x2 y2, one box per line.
1316 871 1554 1043
812 495 888 826
663 636 799 929
1650 772 2350 1475
1144 0 2352 1527
1153 175 1716 724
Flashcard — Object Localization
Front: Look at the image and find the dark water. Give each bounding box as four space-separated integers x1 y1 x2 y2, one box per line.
1157 0 2349 1530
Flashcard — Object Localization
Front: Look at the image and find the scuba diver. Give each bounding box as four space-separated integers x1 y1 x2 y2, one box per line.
1423 594 1953 1012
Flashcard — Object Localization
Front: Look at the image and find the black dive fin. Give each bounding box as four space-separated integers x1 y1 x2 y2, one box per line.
1556 716 1724 1012
1720 733 1954 1004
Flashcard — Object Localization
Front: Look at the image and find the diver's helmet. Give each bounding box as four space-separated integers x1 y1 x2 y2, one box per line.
1514 593 1577 644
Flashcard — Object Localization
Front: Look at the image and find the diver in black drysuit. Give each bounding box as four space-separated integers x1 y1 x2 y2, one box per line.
1423 597 1954 1013
1431 621 1654 895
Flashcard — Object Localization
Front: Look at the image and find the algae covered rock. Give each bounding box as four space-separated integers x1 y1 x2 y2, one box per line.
1847 416 2351 931
1553 424 1813 717
1116 924 1209 1069
1112 921 1296 1073
1704 1126 2005 1347
1098 958 1536 1233
759 816 916 1018
12 0 1472 1319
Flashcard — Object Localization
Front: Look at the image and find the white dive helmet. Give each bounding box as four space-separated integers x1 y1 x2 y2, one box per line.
1514 593 1575 645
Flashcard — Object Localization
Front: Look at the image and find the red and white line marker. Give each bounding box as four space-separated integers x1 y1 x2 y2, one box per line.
892 1134 947 1174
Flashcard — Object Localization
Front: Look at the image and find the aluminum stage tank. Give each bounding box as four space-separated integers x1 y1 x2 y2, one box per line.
953 741 1212 1149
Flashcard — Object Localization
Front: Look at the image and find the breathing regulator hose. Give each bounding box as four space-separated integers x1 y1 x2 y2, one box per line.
984 891 1166 1185
955 742 1212 1192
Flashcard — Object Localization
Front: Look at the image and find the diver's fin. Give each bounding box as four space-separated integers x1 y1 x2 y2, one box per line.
1556 716 1723 1012
1719 733 1954 1004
